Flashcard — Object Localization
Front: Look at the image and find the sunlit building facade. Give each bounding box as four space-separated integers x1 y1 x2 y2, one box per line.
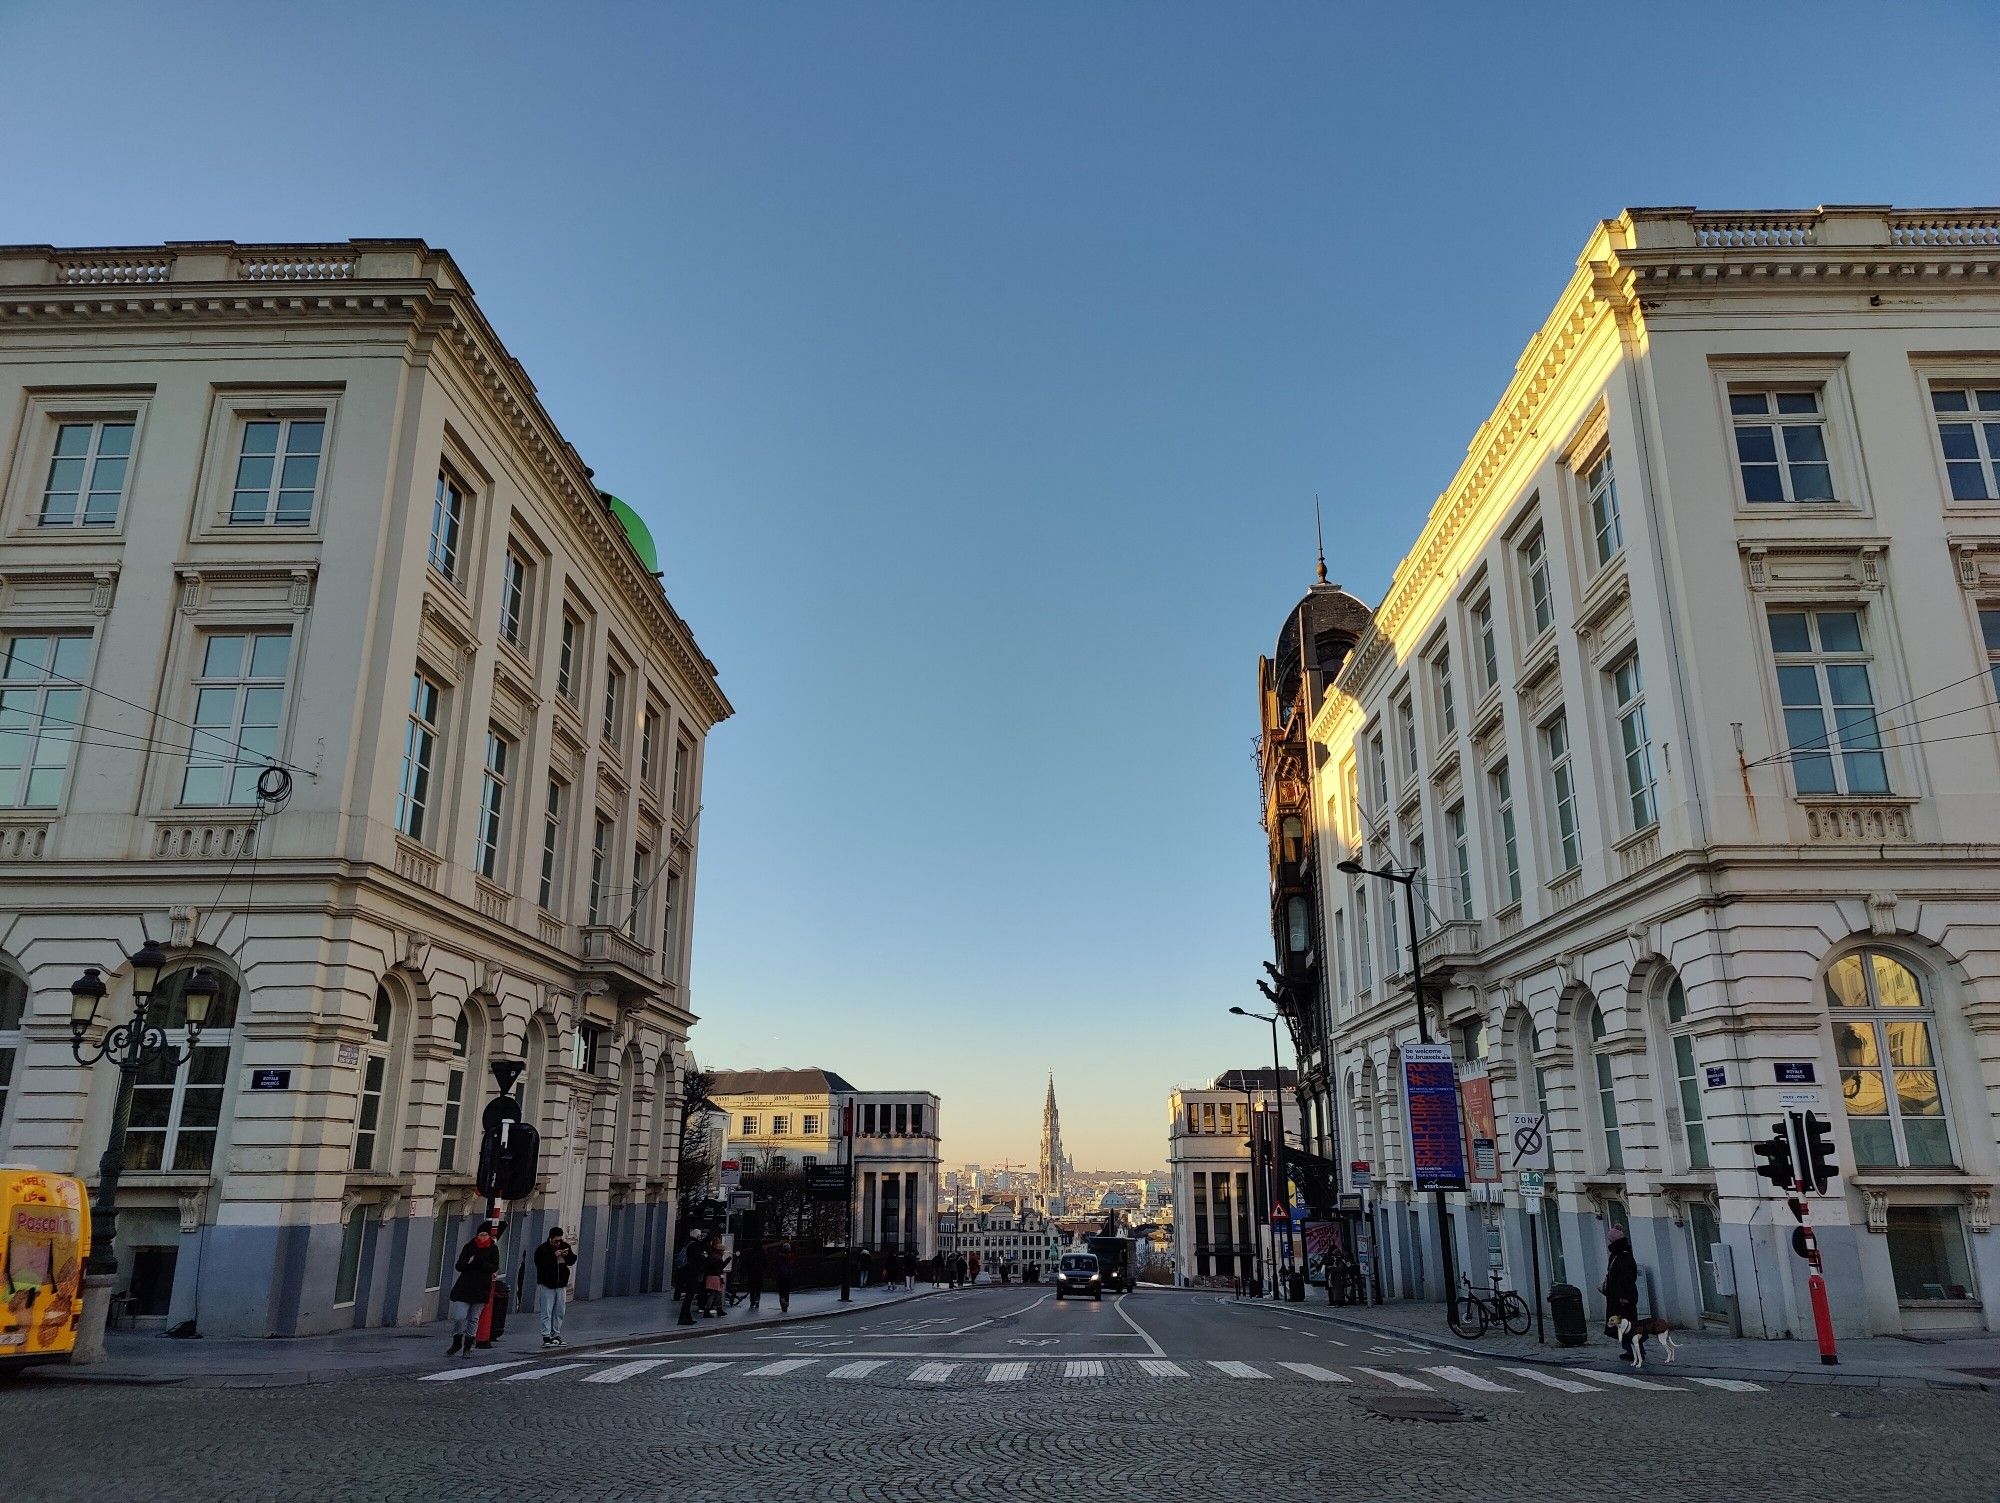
0 241 729 1336
1309 206 2000 1339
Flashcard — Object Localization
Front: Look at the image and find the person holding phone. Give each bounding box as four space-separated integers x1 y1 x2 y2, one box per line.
533 1226 578 1347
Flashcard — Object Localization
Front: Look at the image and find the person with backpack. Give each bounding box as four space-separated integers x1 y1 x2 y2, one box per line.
532 1226 578 1347
446 1224 500 1357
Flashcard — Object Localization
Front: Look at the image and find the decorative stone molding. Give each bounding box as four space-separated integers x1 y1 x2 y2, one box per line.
168 904 196 947
398 928 432 971
1862 1189 1889 1232
1741 538 1887 594
177 1187 207 1233
1802 800 1914 843
1972 1187 1992 1233
91 570 116 616
1867 891 1899 937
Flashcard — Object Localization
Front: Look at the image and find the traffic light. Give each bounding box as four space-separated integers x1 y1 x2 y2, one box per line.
1752 1123 1795 1190
476 1120 541 1201
1800 1111 1839 1194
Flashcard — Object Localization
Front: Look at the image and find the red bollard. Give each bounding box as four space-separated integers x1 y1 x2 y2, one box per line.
1808 1271 1838 1366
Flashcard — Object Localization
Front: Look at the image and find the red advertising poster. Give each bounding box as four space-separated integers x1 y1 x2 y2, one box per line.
1461 1075 1499 1183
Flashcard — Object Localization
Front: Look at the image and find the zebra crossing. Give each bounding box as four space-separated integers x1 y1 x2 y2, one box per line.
416 1354 1763 1394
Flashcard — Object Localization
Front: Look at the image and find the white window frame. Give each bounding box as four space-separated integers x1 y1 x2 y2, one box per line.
124 972 237 1175
1581 449 1623 569
1609 654 1658 831
1354 888 1372 992
1490 761 1520 908
228 415 325 527
39 417 135 528
1472 594 1499 691
588 813 612 925
396 670 444 842
1447 802 1473 920
602 664 626 752
428 469 468 585
772 1114 791 1136
1521 526 1554 639
440 1010 472 1175
1729 387 1836 505
475 727 512 881
353 988 396 1171
1929 381 2000 503
0 632 93 808
557 607 584 704
1588 1004 1624 1172
1395 694 1417 786
1765 608 1889 797
1825 947 1957 1170
1543 711 1580 873
538 776 567 913
180 629 293 808
498 546 530 648
1433 647 1456 741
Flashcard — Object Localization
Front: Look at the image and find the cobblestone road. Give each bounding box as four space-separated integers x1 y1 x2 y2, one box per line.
11 1288 1997 1501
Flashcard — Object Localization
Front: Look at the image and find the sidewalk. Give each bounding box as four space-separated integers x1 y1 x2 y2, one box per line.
29 1281 945 1389
1235 1294 2000 1391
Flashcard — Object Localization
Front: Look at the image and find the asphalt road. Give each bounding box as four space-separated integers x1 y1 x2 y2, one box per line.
11 1286 1999 1502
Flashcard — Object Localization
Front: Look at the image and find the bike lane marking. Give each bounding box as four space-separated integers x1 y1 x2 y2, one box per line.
1111 1293 1166 1357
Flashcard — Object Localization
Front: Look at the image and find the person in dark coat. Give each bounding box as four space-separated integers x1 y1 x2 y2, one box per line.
1602 1224 1641 1358
741 1236 766 1312
447 1225 501 1356
701 1234 728 1316
674 1230 700 1326
771 1239 796 1314
532 1226 578 1347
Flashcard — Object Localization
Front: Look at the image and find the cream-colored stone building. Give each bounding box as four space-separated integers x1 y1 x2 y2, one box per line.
710 1067 941 1257
1166 1071 1299 1287
0 240 729 1336
1306 206 2000 1340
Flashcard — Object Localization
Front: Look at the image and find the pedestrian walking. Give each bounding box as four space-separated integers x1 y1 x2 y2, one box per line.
446 1224 501 1357
674 1230 700 1326
532 1226 578 1347
1601 1224 1640 1359
771 1238 795 1314
701 1234 728 1316
903 1256 914 1291
968 1251 981 1285
742 1236 765 1312
879 1249 898 1292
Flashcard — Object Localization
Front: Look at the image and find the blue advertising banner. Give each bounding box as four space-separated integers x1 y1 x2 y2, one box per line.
1401 1044 1468 1192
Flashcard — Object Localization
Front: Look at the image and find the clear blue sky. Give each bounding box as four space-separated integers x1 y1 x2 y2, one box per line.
4 2 1996 1169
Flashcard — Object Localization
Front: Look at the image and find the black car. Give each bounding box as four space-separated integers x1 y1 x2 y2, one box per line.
1054 1252 1102 1301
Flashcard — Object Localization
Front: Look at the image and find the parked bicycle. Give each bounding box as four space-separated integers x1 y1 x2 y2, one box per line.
1446 1272 1533 1338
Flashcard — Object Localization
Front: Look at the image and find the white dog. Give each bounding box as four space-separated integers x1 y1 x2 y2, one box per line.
1615 1316 1678 1369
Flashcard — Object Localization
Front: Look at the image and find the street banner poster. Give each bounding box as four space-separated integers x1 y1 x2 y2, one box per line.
1301 1221 1343 1287
1401 1044 1468 1191
1461 1075 1499 1183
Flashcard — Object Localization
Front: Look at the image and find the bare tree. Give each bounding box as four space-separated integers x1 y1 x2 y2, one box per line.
676 1067 720 1220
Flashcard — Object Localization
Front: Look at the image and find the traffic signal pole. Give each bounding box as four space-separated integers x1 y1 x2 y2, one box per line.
1755 1110 1839 1365
1789 1178 1838 1366
474 1059 528 1349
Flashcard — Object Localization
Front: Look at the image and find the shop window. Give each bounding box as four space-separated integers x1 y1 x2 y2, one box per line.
1884 1205 1977 1303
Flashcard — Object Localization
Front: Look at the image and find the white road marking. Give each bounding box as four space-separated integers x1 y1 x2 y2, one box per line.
744 1359 818 1377
1318 1336 1350 1347
1064 1360 1104 1378
1139 1359 1186 1377
582 1358 674 1383
986 1362 1028 1383
1355 1366 1432 1390
1685 1376 1764 1392
1209 1361 1268 1379
1502 1366 1604 1393
501 1363 587 1382
828 1360 888 1379
1423 1365 1516 1393
1277 1362 1350 1383
1112 1293 1166 1357
910 1362 956 1383
420 1361 532 1381
1586 1369 1681 1391
660 1361 731 1379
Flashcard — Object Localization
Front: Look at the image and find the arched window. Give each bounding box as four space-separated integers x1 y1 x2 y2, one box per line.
1827 949 1953 1167
613 1046 640 1175
128 967 241 1173
652 1051 677 1178
1657 974 1709 1171
351 987 402 1170
522 1016 549 1135
439 1006 480 1175
1587 1004 1623 1172
0 965 26 1131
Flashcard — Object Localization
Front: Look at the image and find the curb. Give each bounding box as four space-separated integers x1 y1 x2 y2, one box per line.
1229 1297 1998 1393
25 1285 950 1390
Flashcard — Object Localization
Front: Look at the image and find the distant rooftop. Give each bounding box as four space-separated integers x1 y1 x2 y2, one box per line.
710 1067 859 1097
1209 1068 1297 1092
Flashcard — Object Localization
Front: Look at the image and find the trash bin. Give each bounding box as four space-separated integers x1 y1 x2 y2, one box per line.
1288 1269 1307 1303
1547 1282 1587 1348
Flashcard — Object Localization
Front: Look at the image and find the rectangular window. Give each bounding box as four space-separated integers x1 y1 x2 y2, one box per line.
229 417 323 526
475 729 511 880
1521 527 1553 638
40 419 133 527
641 706 662 791
1408 836 1429 936
1201 1102 1217 1134
1355 889 1372 990
1982 609 2000 698
1491 761 1521 906
895 1103 909 1136
1930 384 2000 501
1672 1034 1709 1170
182 631 292 806
334 1207 372 1306
1382 861 1399 961
602 667 625 749
572 1023 601 1074
1332 909 1348 1009
661 871 683 973
863 1104 877 1135
1767 610 1887 796
538 777 567 911
395 671 443 840
630 847 651 936
1884 1205 1977 1303
1447 802 1473 919
1433 648 1456 739
428 470 466 581
742 1114 759 1136
1396 696 1417 784
1595 1050 1624 1171
802 1114 821 1136
557 609 582 703
441 1064 466 1176
1583 451 1622 567
0 634 92 808
673 734 695 820
1368 731 1388 811
1543 712 1580 872
499 548 529 647
1610 655 1659 828
354 1052 386 1170
1730 390 1833 503
588 814 611 924
772 1114 790 1135
126 1040 229 1172
1473 596 1498 689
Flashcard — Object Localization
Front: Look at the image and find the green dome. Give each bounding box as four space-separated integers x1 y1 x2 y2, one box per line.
602 493 659 574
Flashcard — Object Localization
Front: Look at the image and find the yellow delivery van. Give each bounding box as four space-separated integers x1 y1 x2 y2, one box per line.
1 1166 89 1370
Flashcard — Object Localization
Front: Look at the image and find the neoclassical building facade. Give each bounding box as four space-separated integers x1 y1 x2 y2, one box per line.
0 241 729 1336
1305 207 2000 1339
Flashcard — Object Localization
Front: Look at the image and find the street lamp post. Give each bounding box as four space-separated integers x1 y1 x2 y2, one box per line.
1338 858 1457 1311
1229 1069 1264 1298
66 941 219 1360
1230 1005 1297 1300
